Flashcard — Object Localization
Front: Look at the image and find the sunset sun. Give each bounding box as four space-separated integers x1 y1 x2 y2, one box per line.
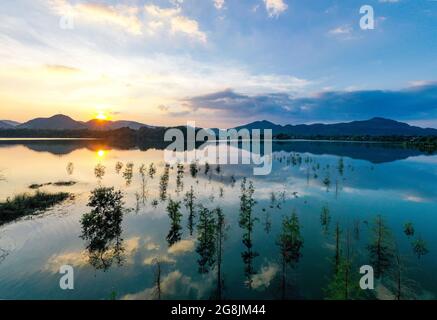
95 112 108 121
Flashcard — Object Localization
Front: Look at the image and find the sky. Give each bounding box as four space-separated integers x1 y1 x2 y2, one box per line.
0 0 436 128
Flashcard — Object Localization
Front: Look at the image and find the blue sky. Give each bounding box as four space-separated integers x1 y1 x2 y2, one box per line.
0 0 436 127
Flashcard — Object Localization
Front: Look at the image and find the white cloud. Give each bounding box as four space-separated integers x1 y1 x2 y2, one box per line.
49 0 143 35
264 0 288 18
250 263 279 289
168 239 196 255
144 4 207 43
328 25 352 35
379 0 400 3
214 0 225 10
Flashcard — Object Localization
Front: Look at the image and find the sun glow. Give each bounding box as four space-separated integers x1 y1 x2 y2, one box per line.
97 150 106 158
95 112 108 120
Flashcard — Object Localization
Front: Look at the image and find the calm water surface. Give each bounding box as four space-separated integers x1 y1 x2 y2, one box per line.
0 140 436 300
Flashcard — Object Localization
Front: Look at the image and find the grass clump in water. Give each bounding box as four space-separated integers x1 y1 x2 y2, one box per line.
0 191 70 225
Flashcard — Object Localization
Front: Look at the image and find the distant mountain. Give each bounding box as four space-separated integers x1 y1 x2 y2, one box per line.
15 114 153 131
0 121 14 129
18 114 87 130
0 120 20 127
85 119 154 130
236 118 437 137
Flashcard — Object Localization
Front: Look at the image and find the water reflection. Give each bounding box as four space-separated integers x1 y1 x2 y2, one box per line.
80 187 125 271
0 139 437 299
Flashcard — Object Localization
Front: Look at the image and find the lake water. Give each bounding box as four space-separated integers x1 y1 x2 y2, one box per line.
0 139 436 300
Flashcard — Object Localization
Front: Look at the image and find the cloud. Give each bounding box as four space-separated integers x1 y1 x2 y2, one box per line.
379 0 400 3
251 263 279 289
264 0 288 18
182 83 437 124
168 239 196 255
122 270 212 300
49 0 143 35
144 4 207 43
45 64 80 74
328 25 352 35
214 0 225 10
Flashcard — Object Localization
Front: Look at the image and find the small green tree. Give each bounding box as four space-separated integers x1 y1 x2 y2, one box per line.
412 237 429 259
196 206 216 274
367 215 394 278
166 199 182 247
184 186 196 236
277 209 303 299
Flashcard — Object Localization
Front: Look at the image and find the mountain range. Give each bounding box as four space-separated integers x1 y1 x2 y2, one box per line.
1 114 437 137
0 114 153 131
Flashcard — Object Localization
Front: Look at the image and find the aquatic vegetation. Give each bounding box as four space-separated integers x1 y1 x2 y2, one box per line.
184 186 196 236
159 164 170 202
176 163 184 194
115 161 123 174
53 181 76 186
320 206 331 235
151 199 159 208
219 187 224 198
277 209 304 299
367 215 394 278
263 211 272 234
215 164 221 175
139 164 148 204
230 175 236 188
204 162 210 175
214 206 227 300
338 158 344 176
148 163 157 179
94 163 106 181
323 175 331 192
190 161 199 178
239 178 258 288
66 162 74 175
353 219 360 241
412 237 429 259
196 206 216 274
403 222 415 237
166 199 183 247
152 258 162 300
325 229 361 300
122 162 134 186
80 187 125 271
0 191 70 225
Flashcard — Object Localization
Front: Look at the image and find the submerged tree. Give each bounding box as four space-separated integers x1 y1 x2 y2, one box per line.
204 162 210 175
214 206 227 300
66 162 74 175
94 163 106 181
115 161 123 174
412 237 429 259
190 161 199 178
403 222 415 237
152 258 162 300
325 229 361 300
166 199 182 247
184 186 196 236
148 163 157 179
334 222 342 274
176 163 184 194
320 206 331 235
123 162 134 186
196 206 216 274
159 164 170 202
338 158 344 176
139 164 148 204
277 209 304 299
367 215 394 278
80 187 125 271
239 178 258 288
323 174 331 192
